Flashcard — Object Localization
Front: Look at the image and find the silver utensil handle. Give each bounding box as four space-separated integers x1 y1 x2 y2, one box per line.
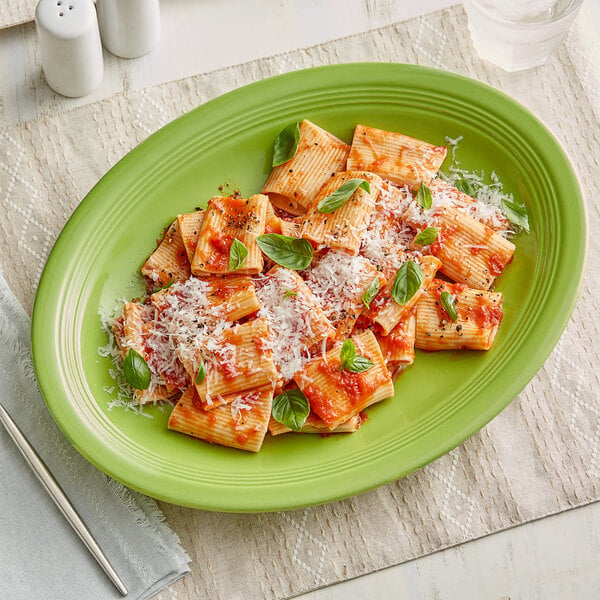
0 402 128 597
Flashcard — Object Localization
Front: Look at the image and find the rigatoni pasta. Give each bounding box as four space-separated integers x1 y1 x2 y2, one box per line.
107 119 526 452
141 220 190 286
262 119 350 215
294 330 394 429
191 194 268 276
176 210 205 263
168 386 273 453
301 170 382 254
415 279 503 351
347 124 447 189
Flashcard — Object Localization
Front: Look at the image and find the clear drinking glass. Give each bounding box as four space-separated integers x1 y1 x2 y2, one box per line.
463 0 584 71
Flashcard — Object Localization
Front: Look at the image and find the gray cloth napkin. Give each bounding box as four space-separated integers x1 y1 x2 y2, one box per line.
0 270 190 599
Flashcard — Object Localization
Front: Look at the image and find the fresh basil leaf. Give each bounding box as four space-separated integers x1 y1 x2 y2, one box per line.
339 339 373 373
272 122 300 167
440 291 458 322
391 259 424 305
344 355 374 373
502 198 530 232
283 290 298 299
317 178 371 214
416 182 433 210
123 348 151 390
340 339 356 364
414 227 438 246
157 279 175 291
361 276 380 309
256 233 313 270
195 356 206 384
272 389 310 432
454 177 478 196
228 238 248 271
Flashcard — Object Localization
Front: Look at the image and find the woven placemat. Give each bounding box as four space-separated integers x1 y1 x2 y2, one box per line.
1 5 599 600
0 0 36 29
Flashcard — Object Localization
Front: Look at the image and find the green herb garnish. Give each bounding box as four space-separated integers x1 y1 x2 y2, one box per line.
502 198 529 232
391 259 424 305
416 182 433 210
454 177 478 196
123 348 151 390
229 238 248 271
339 339 374 373
361 276 380 309
272 389 310 431
440 291 458 322
414 227 438 246
272 122 301 167
317 178 371 214
256 233 313 270
195 356 207 384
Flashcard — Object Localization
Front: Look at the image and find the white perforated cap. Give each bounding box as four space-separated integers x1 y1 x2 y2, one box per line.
35 0 103 97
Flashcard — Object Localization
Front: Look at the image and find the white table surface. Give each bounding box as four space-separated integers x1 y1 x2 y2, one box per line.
1 1 599 598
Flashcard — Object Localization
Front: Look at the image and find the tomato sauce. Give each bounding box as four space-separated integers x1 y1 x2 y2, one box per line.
354 314 370 330
209 282 238 301
222 329 244 345
161 367 187 390
265 217 282 235
254 336 272 358
191 389 204 411
385 332 412 358
236 432 250 445
303 383 342 427
304 359 387 427
469 298 503 328
205 232 233 270
176 248 188 268
488 253 505 277
220 362 241 381
429 240 442 256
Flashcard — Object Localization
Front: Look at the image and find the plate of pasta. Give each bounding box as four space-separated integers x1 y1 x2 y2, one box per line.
31 63 585 511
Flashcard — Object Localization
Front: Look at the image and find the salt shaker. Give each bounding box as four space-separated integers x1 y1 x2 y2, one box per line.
35 0 104 97
96 0 161 59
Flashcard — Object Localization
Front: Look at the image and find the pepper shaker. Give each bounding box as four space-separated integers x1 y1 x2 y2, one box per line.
96 0 161 59
35 0 104 97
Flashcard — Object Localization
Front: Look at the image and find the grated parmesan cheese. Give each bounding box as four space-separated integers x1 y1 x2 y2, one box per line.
230 391 259 429
360 181 414 264
304 250 374 323
98 311 153 417
255 269 320 381
439 137 516 236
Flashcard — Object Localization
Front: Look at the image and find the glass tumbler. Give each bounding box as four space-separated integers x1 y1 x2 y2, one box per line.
463 0 584 71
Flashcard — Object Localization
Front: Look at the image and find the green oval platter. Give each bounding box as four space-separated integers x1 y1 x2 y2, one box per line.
31 63 586 512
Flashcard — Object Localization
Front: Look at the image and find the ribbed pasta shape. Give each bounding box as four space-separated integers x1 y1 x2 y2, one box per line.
347 124 447 189
415 279 503 351
377 314 417 365
178 318 278 408
268 413 363 436
369 255 442 335
191 194 268 276
301 170 382 254
262 119 350 215
110 119 520 452
168 387 273 452
141 220 190 286
176 210 205 263
294 329 394 429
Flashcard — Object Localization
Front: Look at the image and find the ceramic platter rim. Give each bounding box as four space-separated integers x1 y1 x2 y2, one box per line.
31 63 586 512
